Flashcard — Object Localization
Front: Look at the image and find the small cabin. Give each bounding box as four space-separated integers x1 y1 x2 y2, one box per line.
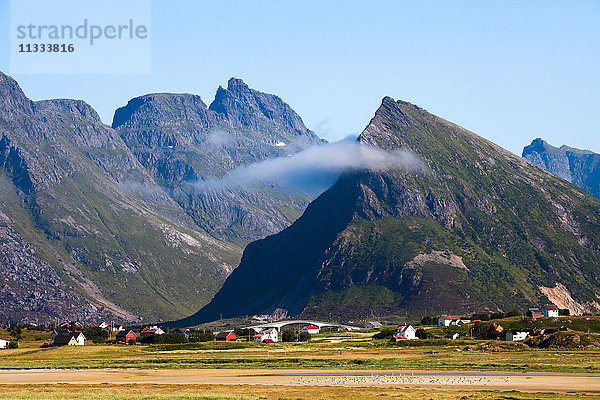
526 308 543 318
444 332 460 340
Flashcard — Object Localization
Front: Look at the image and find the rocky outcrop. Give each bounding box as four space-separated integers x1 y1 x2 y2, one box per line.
523 138 600 198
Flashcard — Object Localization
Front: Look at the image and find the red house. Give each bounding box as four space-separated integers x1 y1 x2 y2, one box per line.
526 308 543 318
216 331 236 341
116 330 137 344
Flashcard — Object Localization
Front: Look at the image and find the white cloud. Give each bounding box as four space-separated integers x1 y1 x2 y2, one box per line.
191 141 425 192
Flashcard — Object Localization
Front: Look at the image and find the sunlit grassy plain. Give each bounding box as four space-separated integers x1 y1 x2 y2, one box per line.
1 384 599 400
1 338 599 372
1 319 600 399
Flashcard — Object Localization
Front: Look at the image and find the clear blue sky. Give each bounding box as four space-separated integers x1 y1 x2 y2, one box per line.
1 1 598 155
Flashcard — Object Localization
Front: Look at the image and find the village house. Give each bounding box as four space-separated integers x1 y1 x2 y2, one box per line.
0 339 10 349
437 315 469 326
50 329 70 341
506 329 533 341
116 330 137 344
300 325 320 334
252 328 278 343
444 332 460 340
140 326 165 337
53 331 86 346
393 325 416 340
364 322 383 329
526 308 543 318
215 331 236 341
488 323 504 334
541 304 559 317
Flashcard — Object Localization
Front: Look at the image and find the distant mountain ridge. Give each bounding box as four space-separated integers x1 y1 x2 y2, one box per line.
174 97 600 327
523 138 600 199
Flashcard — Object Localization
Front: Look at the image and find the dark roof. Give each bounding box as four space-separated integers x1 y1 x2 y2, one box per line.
544 304 559 310
116 330 135 338
444 332 459 338
53 331 83 345
216 331 235 339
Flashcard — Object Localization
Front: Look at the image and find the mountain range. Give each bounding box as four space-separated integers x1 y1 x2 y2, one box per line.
523 138 600 199
174 97 600 326
3 69 600 327
0 72 321 325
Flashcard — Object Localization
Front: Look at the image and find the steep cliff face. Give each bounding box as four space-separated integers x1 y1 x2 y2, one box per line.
523 138 600 199
174 97 600 326
0 71 241 325
113 78 325 243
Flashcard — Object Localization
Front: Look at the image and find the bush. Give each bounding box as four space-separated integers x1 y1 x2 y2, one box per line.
140 333 187 344
82 327 109 344
7 341 18 349
420 316 436 325
490 312 505 320
471 313 490 321
188 330 215 342
235 328 252 340
415 328 430 339
372 327 395 340
505 309 521 317
470 321 490 339
127 339 136 345
559 308 570 316
298 332 311 342
281 330 297 342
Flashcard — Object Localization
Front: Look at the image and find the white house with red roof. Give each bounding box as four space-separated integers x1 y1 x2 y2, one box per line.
140 326 165 336
300 325 320 334
253 327 278 343
438 315 467 326
393 325 416 340
541 304 559 317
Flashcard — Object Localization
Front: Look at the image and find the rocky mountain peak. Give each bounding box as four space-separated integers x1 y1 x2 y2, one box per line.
209 77 314 138
112 93 212 130
523 138 600 198
0 71 34 117
227 77 250 92
35 99 103 124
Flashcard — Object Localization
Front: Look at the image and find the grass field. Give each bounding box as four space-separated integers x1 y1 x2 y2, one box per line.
1 340 599 373
0 384 599 400
1 319 600 399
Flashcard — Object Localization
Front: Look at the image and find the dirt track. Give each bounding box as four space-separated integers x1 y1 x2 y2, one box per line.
1 369 599 394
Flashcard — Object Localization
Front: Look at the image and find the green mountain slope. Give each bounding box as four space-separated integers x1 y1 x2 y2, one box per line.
0 71 241 324
175 97 600 326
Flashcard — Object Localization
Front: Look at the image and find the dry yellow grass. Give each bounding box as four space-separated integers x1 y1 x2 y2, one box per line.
0 384 598 400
